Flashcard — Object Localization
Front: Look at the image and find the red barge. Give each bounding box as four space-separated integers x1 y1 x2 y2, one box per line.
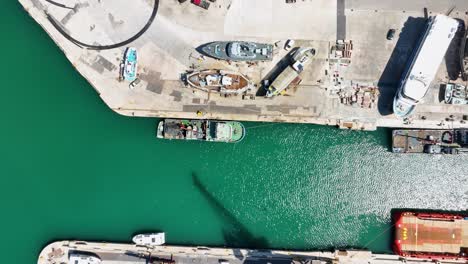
394 211 468 260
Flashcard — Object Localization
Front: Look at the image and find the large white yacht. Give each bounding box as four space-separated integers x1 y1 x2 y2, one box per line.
393 15 459 118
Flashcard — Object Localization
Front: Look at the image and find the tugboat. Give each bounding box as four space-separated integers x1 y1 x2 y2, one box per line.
122 47 138 82
185 69 252 94
132 233 165 246
157 119 245 143
393 211 468 260
201 41 273 61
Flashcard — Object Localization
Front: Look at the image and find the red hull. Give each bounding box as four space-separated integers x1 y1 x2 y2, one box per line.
393 211 468 261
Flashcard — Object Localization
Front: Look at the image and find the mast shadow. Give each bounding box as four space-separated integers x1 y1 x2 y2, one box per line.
192 172 269 248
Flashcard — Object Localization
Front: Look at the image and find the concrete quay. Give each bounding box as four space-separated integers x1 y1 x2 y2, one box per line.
18 0 468 130
38 240 468 264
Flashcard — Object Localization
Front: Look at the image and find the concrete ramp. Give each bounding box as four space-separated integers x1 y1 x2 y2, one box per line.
224 0 337 41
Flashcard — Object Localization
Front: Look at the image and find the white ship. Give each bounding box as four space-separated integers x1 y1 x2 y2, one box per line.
132 232 165 246
393 15 459 118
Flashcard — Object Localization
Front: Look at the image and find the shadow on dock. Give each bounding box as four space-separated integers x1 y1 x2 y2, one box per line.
377 17 427 116
255 48 298 96
445 19 466 81
192 172 269 248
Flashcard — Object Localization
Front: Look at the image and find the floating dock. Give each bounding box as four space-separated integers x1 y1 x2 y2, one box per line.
392 129 468 153
38 240 468 264
18 0 468 130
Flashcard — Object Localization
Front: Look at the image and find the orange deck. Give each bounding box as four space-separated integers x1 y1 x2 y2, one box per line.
395 213 468 255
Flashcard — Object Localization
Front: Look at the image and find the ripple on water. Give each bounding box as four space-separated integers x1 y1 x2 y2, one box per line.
197 124 468 250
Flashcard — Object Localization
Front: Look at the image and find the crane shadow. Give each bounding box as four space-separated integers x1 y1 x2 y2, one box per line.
192 172 269 249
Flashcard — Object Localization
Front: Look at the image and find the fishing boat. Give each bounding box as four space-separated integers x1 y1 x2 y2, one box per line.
157 119 245 143
393 211 468 260
185 70 252 94
201 41 273 61
132 233 165 246
123 47 138 82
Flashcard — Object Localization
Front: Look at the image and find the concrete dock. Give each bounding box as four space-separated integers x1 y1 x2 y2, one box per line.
19 0 468 130
38 240 468 264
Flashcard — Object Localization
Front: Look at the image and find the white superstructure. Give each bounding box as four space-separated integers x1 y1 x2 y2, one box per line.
393 15 459 118
132 232 165 246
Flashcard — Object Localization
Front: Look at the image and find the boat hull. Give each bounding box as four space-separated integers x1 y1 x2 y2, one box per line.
156 119 245 143
123 47 138 82
186 70 252 94
393 211 468 261
201 41 273 61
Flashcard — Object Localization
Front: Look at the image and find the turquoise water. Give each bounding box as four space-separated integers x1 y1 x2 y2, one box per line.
1 2 467 264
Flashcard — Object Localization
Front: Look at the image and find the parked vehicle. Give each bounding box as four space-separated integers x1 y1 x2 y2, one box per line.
386 29 396 40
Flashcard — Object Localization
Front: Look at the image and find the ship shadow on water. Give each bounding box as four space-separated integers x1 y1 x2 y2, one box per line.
377 17 427 116
192 172 269 249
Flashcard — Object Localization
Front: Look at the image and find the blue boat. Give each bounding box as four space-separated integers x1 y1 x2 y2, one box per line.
123 47 138 82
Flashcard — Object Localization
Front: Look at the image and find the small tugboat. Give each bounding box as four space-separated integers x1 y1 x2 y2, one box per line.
393 211 468 260
201 41 273 61
392 129 468 154
132 232 165 246
157 119 245 143
185 70 252 94
122 47 138 82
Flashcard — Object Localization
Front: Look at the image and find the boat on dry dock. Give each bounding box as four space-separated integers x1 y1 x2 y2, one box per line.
157 119 245 143
393 15 459 118
444 83 468 104
201 41 273 61
185 69 253 94
393 211 468 260
122 47 138 82
392 129 468 154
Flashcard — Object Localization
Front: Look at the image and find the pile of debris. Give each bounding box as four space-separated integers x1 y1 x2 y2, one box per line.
329 40 353 89
330 40 353 62
338 86 379 109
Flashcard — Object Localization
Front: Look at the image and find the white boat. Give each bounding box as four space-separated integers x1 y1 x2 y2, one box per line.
69 253 101 264
122 47 138 82
393 15 459 118
132 232 165 246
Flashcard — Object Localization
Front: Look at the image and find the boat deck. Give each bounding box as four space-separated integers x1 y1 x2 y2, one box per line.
395 213 468 255
392 130 454 153
187 70 249 91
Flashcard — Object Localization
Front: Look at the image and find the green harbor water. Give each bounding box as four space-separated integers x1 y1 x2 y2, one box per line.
1 2 468 264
